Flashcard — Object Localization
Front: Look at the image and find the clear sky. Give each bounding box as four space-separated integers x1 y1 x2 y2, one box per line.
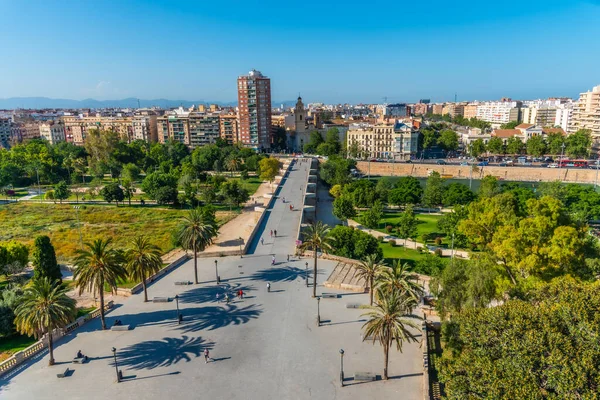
1 0 599 104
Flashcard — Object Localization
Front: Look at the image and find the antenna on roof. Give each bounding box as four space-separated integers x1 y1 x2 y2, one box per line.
455 93 457 103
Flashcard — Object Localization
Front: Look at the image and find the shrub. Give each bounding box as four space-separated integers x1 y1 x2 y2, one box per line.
421 233 430 243
385 225 393 233
389 239 397 247
434 248 443 257
434 237 443 246
378 236 384 243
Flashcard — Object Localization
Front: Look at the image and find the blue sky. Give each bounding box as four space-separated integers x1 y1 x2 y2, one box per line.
1 0 599 103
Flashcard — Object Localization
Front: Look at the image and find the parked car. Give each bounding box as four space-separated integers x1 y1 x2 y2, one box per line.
544 157 554 162
540 163 548 168
477 161 489 166
405 159 412 163
499 162 508 167
460 161 469 166
548 163 558 168
436 159 446 165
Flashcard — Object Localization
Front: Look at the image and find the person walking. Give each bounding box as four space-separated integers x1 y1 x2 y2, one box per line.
225 293 230 304
272 255 275 265
270 230 273 238
204 348 210 363
261 237 264 245
287 254 290 262
240 289 244 299
274 229 277 237
267 282 271 292
216 293 220 303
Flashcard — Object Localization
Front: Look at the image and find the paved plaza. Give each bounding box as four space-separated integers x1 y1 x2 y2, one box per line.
0 160 423 400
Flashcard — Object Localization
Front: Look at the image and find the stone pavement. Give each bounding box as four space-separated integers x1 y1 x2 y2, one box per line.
0 159 423 400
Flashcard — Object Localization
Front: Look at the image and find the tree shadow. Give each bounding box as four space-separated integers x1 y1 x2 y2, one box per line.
112 335 211 370
177 283 256 305
176 304 262 333
248 266 307 283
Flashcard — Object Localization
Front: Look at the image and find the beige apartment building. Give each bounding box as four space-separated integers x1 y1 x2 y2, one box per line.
522 106 558 127
11 122 41 142
219 114 239 144
132 115 158 142
346 122 419 160
62 115 133 145
432 104 444 115
157 113 221 148
441 103 465 118
569 85 600 141
39 121 65 144
463 104 478 119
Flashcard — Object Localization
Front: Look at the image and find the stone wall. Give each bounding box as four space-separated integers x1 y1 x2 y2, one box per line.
356 161 600 184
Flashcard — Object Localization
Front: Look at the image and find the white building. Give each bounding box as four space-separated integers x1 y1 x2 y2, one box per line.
39 122 65 144
568 85 600 141
554 103 573 132
475 101 522 128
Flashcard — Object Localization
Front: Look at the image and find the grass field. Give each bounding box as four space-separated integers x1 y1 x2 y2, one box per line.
379 241 429 265
0 334 37 362
0 203 237 263
360 212 446 244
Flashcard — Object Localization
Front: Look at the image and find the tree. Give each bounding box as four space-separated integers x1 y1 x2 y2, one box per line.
361 289 420 380
303 131 324 154
438 129 459 151
300 222 334 298
53 181 70 204
360 200 383 229
546 132 565 155
421 128 438 150
154 186 178 205
486 137 505 155
100 182 125 205
348 141 361 158
332 196 356 221
271 127 287 151
122 178 135 206
329 225 383 261
121 163 141 182
74 239 127 330
377 260 423 302
423 171 445 209
44 190 55 202
500 121 519 129
437 205 469 249
14 277 76 366
388 177 423 206
396 205 419 245
526 135 547 157
225 155 241 177
468 139 486 157
258 157 280 189
355 254 385 306
220 179 250 209
125 236 163 303
442 182 475 206
141 172 178 201
32 236 61 283
176 208 218 284
329 184 343 199
320 157 356 186
375 177 394 203
479 175 500 198
0 241 29 278
566 129 592 158
506 137 524 155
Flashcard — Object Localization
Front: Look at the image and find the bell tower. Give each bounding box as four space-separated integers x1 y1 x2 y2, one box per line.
294 96 308 151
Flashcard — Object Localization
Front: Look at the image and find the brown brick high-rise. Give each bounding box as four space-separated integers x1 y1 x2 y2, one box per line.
237 69 272 150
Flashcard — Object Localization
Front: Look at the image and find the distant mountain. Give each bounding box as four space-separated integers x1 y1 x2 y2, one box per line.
0 97 298 110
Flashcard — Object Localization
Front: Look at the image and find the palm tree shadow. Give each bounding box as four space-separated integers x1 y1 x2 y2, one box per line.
177 284 256 305
248 266 306 282
112 335 212 370
176 304 262 333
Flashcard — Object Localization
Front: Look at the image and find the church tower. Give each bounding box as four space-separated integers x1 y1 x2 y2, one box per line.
294 96 309 150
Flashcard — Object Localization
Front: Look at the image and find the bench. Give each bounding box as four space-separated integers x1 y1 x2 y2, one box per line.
174 281 192 286
354 372 376 382
72 357 87 364
152 297 170 303
346 303 361 309
321 293 339 299
111 325 130 331
57 368 70 378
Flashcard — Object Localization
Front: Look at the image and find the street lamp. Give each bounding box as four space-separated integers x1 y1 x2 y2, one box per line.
316 296 321 327
559 142 566 172
239 237 243 258
73 206 84 250
175 294 181 324
305 262 309 287
214 260 220 283
339 349 345 387
111 347 120 383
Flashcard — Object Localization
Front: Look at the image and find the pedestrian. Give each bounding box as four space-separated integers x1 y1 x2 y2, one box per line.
272 255 275 265
204 348 210 363
289 204 292 211
287 254 290 262
225 293 230 304
261 237 264 245
240 289 244 299
270 230 273 237
237 289 242 299
216 293 220 303
274 229 277 237
267 282 271 292
283 196 285 203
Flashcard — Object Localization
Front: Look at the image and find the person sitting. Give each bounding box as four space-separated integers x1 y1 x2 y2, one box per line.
113 319 122 326
76 350 83 359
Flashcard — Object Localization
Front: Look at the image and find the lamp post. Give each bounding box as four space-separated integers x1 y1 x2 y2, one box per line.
73 206 84 250
111 347 120 383
175 294 181 324
305 262 309 287
239 237 243 258
316 296 321 327
214 260 219 283
559 142 566 173
339 349 345 387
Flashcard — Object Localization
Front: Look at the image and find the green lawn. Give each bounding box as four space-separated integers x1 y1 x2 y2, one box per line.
379 241 429 265
0 203 237 263
0 334 37 361
361 212 446 244
76 306 96 318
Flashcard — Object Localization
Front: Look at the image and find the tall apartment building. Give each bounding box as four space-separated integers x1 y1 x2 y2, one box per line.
432 104 444 115
39 121 65 144
0 118 12 147
237 70 272 149
569 85 600 140
554 104 573 132
219 114 239 145
132 115 158 142
521 106 558 127
156 112 221 148
11 122 41 142
475 101 522 127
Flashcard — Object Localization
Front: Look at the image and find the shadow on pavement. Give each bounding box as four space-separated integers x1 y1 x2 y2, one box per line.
177 284 256 305
176 304 262 333
112 336 210 370
248 266 307 282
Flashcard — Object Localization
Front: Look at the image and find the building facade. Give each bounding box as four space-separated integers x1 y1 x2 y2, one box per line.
156 112 221 148
569 85 600 141
237 69 272 149
463 104 478 119
219 114 239 145
475 101 522 127
39 122 65 144
132 115 158 142
346 122 419 160
521 106 558 127
0 118 11 147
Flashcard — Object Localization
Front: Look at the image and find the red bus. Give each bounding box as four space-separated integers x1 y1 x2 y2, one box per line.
558 159 588 168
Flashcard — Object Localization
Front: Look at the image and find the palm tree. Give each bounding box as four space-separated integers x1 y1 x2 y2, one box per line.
177 208 218 284
226 156 241 177
355 254 386 306
300 222 333 298
125 236 163 302
361 289 420 380
73 239 126 330
14 277 76 366
377 260 424 305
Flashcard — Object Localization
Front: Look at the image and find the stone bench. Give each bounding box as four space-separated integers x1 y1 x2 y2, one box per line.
174 281 192 286
57 368 70 378
111 325 130 331
152 297 170 303
346 303 361 309
321 293 339 299
72 357 87 364
354 372 376 382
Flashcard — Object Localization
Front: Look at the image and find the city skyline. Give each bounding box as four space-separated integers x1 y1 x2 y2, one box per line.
1 0 599 103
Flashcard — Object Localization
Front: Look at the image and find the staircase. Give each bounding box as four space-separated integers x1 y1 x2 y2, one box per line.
323 261 367 293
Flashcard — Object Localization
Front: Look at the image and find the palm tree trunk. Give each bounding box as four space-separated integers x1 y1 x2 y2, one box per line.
47 328 55 366
193 241 199 284
99 280 107 330
369 276 374 306
142 279 148 302
383 340 389 380
312 247 318 298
